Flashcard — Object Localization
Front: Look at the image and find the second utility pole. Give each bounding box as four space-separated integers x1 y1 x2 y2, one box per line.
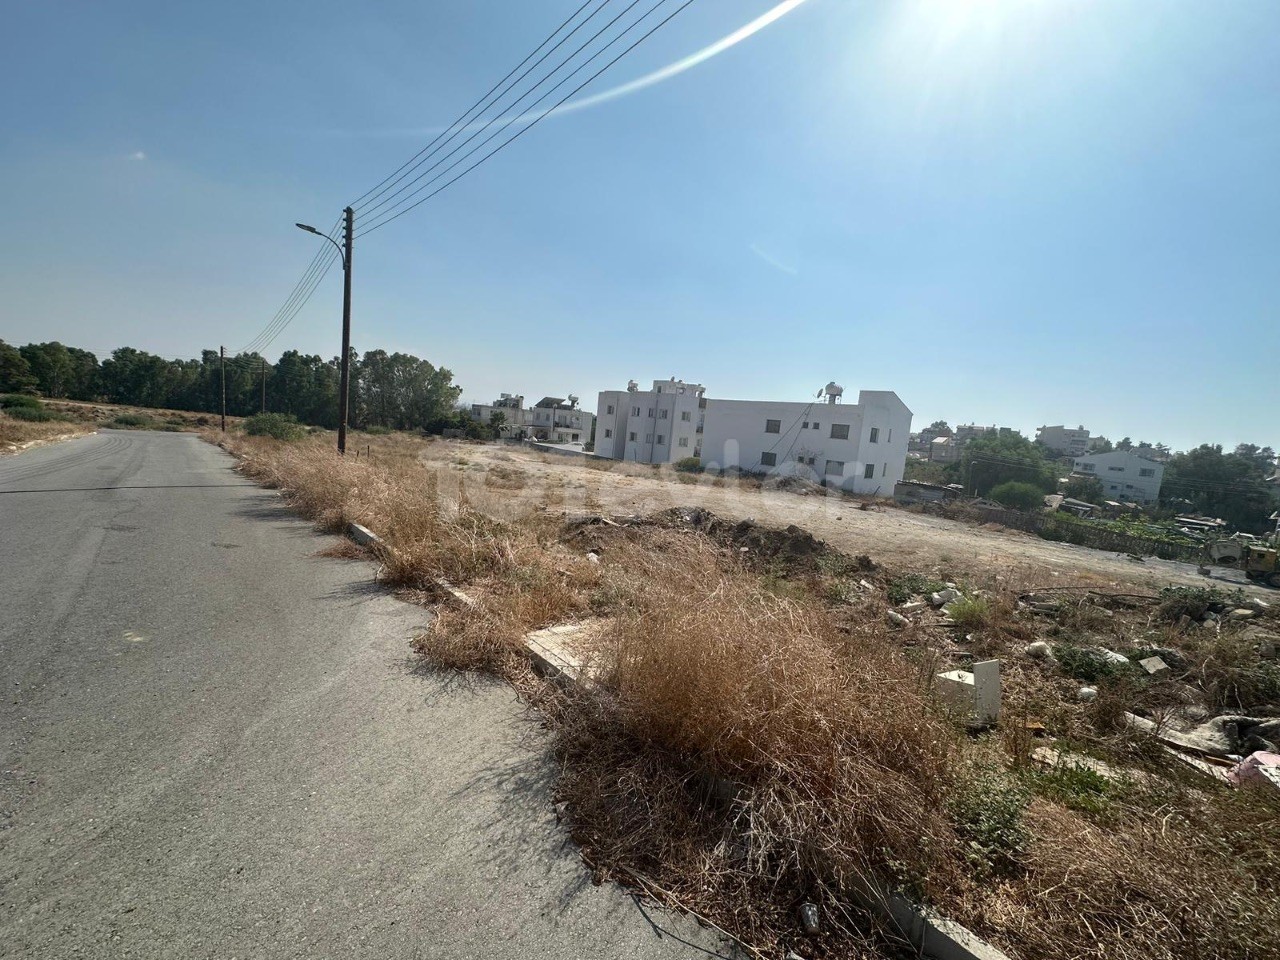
220 345 226 432
337 206 354 455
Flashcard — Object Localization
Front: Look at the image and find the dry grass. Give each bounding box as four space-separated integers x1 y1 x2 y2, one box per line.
212 428 1280 960
0 412 92 450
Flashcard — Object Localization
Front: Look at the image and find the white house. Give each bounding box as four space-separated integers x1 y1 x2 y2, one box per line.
699 386 912 495
468 393 594 443
1072 450 1165 504
595 379 706 463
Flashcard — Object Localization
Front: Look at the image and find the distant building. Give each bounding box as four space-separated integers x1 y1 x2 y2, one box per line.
468 392 595 443
1037 424 1091 458
954 423 1015 444
1072 450 1165 505
929 436 962 464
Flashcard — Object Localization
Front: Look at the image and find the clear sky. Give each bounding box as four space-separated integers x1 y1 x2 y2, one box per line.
2 0 1276 451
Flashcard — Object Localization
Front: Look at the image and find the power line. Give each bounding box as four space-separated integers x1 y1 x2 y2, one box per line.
359 0 696 237
356 0 643 224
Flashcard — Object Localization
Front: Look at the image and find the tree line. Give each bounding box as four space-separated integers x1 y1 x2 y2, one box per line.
0 339 464 433
906 427 1277 532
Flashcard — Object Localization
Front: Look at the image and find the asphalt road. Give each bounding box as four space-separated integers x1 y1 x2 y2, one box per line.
0 431 726 959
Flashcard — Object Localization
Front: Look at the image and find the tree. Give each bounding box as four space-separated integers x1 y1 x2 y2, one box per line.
0 339 37 393
1162 444 1274 532
1063 474 1104 503
960 432 1058 496
1089 436 1113 453
19 342 74 398
488 410 507 433
989 481 1047 511
925 420 952 435
1116 437 1133 451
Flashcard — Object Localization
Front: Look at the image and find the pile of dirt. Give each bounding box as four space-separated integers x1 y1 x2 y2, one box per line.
563 507 876 578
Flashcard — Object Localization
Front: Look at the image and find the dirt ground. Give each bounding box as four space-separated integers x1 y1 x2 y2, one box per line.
432 440 1271 598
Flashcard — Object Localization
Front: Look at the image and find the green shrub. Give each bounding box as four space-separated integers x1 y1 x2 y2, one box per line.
109 413 153 428
362 424 392 435
989 480 1047 511
674 456 702 473
244 412 306 441
1157 585 1244 623
949 764 1030 877
5 406 65 422
0 393 42 410
1055 644 1136 684
1027 761 1115 818
947 595 991 630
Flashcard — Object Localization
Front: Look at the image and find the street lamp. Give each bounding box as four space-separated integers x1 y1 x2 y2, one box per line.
296 207 354 455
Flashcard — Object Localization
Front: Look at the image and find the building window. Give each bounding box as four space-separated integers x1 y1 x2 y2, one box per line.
825 460 844 476
678 437 689 448
831 423 850 440
802 421 809 429
656 435 665 445
632 406 641 416
659 409 668 419
881 462 887 476
1108 466 1124 472
1080 463 1096 472
648 408 654 418
572 433 579 441
629 432 637 442
869 427 880 443
645 433 653 443
864 463 875 479
1139 468 1155 477
681 411 691 421
887 429 892 443
765 419 781 434
812 422 819 430
761 451 777 467
604 428 613 438
606 405 614 415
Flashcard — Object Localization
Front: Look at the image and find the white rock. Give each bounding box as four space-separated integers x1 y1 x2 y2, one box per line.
886 611 910 627
1228 608 1256 620
1138 655 1170 676
1078 686 1098 702
1026 641 1053 659
900 601 927 613
930 588 960 607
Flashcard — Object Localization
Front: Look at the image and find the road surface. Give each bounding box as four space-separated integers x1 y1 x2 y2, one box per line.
0 431 725 959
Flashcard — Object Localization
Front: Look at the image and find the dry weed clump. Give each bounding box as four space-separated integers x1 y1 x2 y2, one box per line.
0 411 91 449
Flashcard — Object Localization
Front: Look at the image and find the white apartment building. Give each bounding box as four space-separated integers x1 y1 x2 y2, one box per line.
1037 424 1091 458
1072 450 1165 505
595 379 705 463
468 393 595 443
699 387 913 495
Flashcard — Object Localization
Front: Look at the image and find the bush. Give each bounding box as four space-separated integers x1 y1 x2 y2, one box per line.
109 413 153 428
887 572 946 604
244 412 306 441
1156 585 1244 622
5 406 63 422
1055 644 1136 684
362 425 391 436
674 456 702 474
949 764 1030 877
0 393 41 410
989 480 1047 511
947 596 991 630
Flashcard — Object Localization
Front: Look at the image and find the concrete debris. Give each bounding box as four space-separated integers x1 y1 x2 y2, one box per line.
900 600 927 613
1138 656 1170 676
1245 597 1269 611
1126 713 1280 757
1025 641 1054 660
586 551 601 563
936 660 1001 725
1077 686 1098 702
930 588 961 607
859 579 875 592
1096 649 1131 666
1228 608 1257 621
886 610 910 627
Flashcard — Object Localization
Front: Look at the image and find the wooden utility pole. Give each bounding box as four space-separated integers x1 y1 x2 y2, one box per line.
260 356 267 414
220 345 227 432
338 206 354 455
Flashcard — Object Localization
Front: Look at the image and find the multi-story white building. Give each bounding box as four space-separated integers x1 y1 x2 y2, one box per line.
595 379 706 463
699 386 912 495
1037 424 1091 458
1072 450 1165 504
468 393 594 443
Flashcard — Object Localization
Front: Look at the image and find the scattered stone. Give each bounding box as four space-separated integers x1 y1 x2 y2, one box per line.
798 902 821 935
1078 686 1098 702
1260 640 1278 660
1177 614 1194 631
1228 608 1256 621
1138 656 1170 676
585 551 601 564
1026 641 1054 660
1096 649 1130 666
900 601 927 613
859 579 875 592
930 588 960 607
1246 597 1270 611
886 611 910 627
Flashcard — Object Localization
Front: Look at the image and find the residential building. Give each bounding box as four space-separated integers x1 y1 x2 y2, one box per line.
594 379 706 463
699 387 912 495
929 436 962 464
1037 424 1091 458
527 396 594 444
468 393 595 444
1072 450 1165 505
953 423 1013 444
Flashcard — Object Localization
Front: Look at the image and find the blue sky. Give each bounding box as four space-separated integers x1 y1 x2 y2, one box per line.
1 0 1276 451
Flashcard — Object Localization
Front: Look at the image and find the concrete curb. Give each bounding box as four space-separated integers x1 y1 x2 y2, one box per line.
347 522 381 546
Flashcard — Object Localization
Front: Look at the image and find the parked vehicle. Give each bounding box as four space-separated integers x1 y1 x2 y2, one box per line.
1202 538 1280 587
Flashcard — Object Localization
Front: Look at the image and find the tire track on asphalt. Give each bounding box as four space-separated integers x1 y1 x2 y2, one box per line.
0 435 132 487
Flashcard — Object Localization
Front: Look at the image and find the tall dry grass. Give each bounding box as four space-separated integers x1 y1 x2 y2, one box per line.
0 412 91 449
